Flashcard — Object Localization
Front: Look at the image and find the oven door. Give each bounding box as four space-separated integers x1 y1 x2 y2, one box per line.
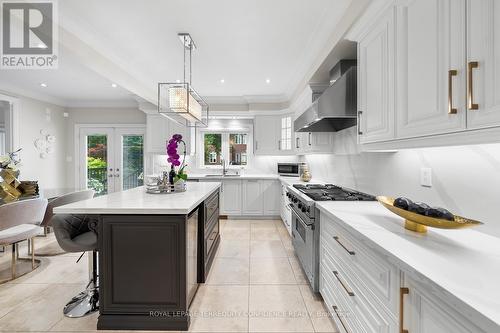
291 207 314 286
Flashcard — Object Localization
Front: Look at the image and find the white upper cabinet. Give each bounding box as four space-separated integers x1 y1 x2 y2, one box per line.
395 0 466 138
352 0 500 149
358 6 396 143
146 114 191 154
254 114 295 155
466 0 500 129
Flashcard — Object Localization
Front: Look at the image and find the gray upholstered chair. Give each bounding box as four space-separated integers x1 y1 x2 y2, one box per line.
0 198 48 283
52 213 99 318
36 190 95 256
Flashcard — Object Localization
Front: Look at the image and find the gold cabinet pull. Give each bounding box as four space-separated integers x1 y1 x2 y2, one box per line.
332 306 350 333
333 271 355 297
333 236 355 255
448 70 458 114
400 287 409 333
468 61 479 110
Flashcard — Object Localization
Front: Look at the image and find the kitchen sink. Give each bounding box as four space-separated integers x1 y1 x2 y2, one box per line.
204 174 241 178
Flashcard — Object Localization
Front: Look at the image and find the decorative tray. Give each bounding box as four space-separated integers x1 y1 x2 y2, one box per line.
377 196 483 233
146 182 187 194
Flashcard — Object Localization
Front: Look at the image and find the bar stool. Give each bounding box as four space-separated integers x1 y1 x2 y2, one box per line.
36 190 95 256
0 198 48 283
52 213 99 317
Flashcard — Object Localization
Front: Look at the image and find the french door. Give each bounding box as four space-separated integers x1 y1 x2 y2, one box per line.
79 126 145 195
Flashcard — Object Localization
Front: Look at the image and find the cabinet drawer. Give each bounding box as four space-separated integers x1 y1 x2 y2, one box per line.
321 217 399 317
205 223 219 260
321 239 394 333
205 192 219 223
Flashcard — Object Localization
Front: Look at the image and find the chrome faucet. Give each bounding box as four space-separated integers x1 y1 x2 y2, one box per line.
221 157 227 176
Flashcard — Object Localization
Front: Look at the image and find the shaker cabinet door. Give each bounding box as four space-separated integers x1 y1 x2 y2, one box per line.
466 0 500 129
395 0 466 138
358 7 396 143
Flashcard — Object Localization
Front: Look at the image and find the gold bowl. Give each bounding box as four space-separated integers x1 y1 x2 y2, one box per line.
377 196 483 233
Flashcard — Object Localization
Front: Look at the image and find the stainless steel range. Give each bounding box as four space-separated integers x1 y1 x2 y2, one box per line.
287 184 375 292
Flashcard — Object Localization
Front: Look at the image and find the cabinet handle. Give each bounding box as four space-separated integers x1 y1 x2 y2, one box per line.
308 133 312 146
333 236 355 255
400 287 409 333
357 111 363 135
333 271 355 297
468 61 479 110
278 140 281 150
296 137 300 149
332 306 350 333
448 69 458 114
255 141 258 150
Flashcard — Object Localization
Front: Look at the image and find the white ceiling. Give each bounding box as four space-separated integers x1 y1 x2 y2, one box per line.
0 0 354 107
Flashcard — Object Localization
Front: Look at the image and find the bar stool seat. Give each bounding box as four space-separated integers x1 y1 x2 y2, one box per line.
0 224 42 245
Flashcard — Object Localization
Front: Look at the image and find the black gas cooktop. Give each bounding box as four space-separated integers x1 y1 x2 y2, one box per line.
293 184 376 201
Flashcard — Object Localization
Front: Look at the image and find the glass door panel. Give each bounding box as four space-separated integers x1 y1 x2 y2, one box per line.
120 134 144 191
81 129 114 196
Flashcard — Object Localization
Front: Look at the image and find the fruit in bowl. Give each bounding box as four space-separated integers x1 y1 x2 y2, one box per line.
393 197 454 221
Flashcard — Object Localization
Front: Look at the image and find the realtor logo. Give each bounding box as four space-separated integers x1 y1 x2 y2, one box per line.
1 0 58 69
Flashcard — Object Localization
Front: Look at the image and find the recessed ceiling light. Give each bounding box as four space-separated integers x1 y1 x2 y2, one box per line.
40 83 47 87
220 79 225 84
111 83 117 88
265 78 271 84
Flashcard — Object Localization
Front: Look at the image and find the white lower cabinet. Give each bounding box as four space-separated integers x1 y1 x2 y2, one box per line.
220 180 242 215
402 274 487 333
201 179 280 217
320 211 486 333
242 180 263 215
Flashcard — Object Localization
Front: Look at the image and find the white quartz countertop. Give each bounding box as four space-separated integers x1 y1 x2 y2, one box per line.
53 182 221 215
316 201 500 331
187 174 279 180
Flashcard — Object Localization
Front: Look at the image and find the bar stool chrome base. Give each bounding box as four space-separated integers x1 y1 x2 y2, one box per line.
63 286 99 318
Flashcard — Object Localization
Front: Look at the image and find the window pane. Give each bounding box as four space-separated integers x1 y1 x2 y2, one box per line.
229 133 247 166
204 133 222 165
122 135 144 190
87 135 108 196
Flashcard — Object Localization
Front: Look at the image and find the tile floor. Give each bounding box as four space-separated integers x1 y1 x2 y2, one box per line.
0 219 337 332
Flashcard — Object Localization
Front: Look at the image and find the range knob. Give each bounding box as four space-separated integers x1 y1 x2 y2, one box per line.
286 193 290 198
293 198 298 203
305 206 310 213
301 206 306 213
298 203 303 209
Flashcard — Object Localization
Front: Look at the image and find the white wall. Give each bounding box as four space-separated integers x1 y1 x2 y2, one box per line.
14 97 68 190
65 107 146 187
300 127 500 237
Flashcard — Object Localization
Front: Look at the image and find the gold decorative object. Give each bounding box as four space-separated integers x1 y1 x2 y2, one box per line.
0 169 22 203
377 196 483 233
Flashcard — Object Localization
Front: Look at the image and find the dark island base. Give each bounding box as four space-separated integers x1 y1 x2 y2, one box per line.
97 313 189 331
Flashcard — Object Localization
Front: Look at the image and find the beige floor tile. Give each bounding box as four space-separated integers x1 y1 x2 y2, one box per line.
10 255 89 285
250 227 281 240
249 285 314 332
0 283 85 331
220 228 251 240
189 285 249 332
250 240 287 258
205 257 249 285
224 220 251 229
0 282 51 317
216 239 250 258
250 258 296 284
299 285 338 333
49 311 99 331
250 220 277 229
289 256 309 285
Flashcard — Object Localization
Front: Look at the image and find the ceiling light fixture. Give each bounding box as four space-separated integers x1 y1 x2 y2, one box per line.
40 83 47 87
266 78 271 84
158 33 209 127
111 83 117 88
220 79 225 84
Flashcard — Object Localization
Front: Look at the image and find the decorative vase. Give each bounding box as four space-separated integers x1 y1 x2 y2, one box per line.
174 179 187 192
0 169 22 202
300 165 312 182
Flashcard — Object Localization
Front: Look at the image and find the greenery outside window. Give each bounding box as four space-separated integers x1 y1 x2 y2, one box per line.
201 130 250 168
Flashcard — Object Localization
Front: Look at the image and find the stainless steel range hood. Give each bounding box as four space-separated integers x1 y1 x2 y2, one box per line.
294 61 357 132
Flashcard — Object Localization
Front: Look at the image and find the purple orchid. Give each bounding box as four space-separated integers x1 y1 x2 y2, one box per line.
166 134 185 168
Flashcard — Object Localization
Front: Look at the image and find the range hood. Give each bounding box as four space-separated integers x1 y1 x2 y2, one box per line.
294 60 357 132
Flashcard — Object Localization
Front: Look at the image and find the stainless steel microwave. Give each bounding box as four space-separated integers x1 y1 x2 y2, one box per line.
277 163 306 177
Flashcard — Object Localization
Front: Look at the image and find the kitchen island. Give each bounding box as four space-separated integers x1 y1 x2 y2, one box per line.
53 182 221 331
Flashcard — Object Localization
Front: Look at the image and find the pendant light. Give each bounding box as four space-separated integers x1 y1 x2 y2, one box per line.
158 33 209 127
